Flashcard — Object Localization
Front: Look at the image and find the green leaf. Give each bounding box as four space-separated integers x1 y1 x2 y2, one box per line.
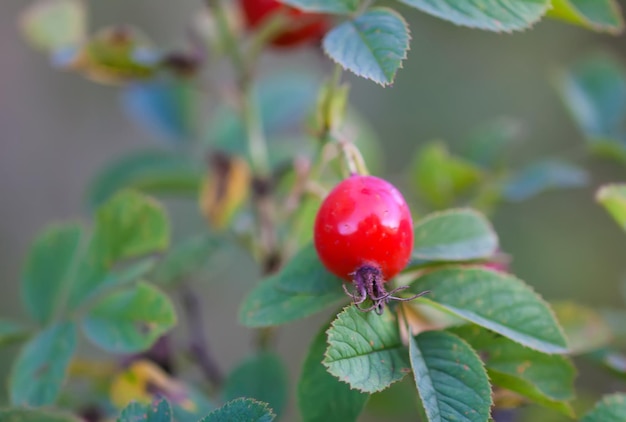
239 245 346 327
122 79 199 145
298 321 369 422
275 244 344 294
557 54 626 160
503 160 589 202
552 301 612 354
88 150 203 208
19 0 85 52
9 322 77 406
223 353 288 419
101 258 158 291
450 325 575 415
118 397 173 422
462 117 523 169
207 73 319 156
0 408 81 422
68 26 159 85
412 209 498 261
323 306 410 393
409 267 568 354
94 189 169 261
151 235 220 286
597 184 626 231
281 0 360 14
581 394 626 422
409 330 491 422
69 190 169 307
410 141 483 209
239 274 346 328
365 378 421 419
585 348 626 379
200 398 275 422
323 8 410 86
171 386 215 422
0 320 29 346
397 0 551 32
547 0 623 33
21 223 82 324
82 282 176 353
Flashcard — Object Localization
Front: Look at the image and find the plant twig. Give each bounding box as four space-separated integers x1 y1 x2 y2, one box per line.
180 283 223 387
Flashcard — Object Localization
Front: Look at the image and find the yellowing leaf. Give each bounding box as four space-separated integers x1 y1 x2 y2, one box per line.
69 358 117 383
110 360 195 412
547 0 624 34
597 184 626 231
199 152 250 230
64 26 159 85
20 0 86 52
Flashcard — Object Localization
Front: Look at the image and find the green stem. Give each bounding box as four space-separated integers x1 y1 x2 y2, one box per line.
241 84 271 178
209 0 278 351
210 0 246 78
318 64 344 144
284 66 346 252
210 0 271 177
341 141 369 176
247 12 290 64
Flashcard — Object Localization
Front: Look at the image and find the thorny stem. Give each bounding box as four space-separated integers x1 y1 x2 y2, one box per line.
181 283 224 387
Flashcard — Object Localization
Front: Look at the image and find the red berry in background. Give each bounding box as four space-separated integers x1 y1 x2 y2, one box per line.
483 261 509 273
240 0 331 47
482 250 510 273
314 175 427 314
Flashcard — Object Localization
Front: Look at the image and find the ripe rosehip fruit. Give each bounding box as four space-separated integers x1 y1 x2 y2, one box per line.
314 175 426 314
240 0 331 47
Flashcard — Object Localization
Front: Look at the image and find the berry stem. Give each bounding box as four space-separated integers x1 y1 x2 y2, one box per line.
339 139 369 176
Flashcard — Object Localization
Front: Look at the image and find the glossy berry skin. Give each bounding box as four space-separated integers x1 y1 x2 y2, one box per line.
314 175 414 282
240 0 330 47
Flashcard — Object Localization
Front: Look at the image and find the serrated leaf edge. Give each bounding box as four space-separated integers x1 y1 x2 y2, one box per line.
322 7 411 86
410 331 493 421
581 392 626 421
413 265 570 354
202 397 276 421
399 0 552 33
321 305 410 393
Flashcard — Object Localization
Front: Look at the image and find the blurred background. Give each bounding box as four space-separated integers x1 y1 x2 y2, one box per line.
2 0 626 420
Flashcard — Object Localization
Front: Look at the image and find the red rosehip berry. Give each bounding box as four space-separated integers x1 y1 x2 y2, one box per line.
314 175 427 314
240 0 331 47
